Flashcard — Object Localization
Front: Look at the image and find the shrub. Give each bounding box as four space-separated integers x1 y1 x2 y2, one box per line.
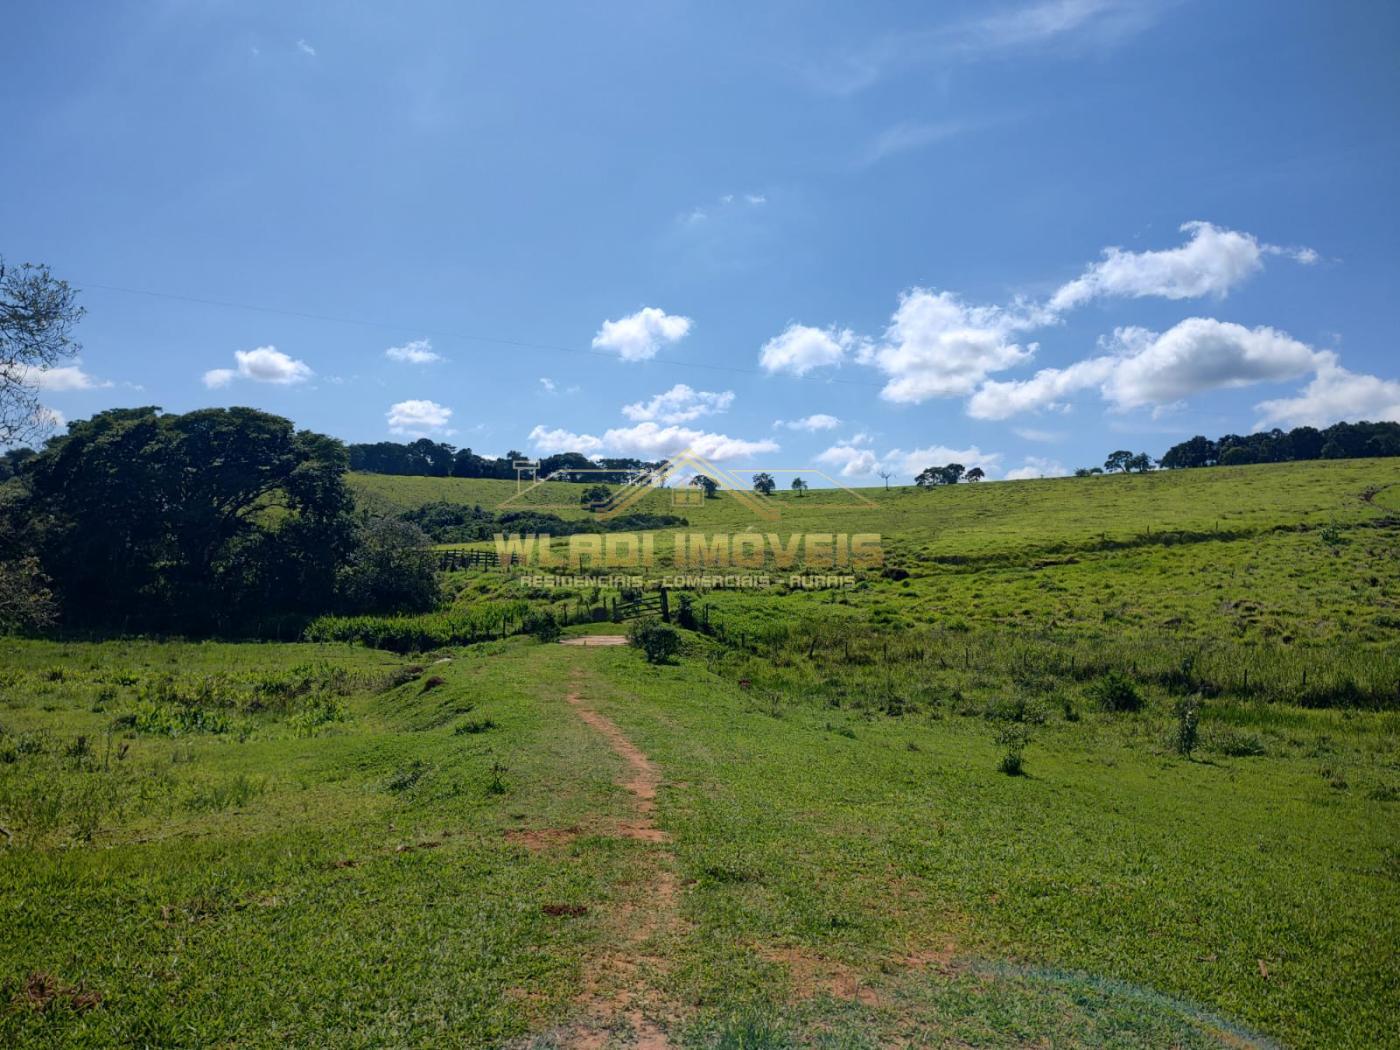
522 610 562 643
1089 671 1143 712
995 723 1030 775
628 617 682 664
1208 726 1266 757
1174 695 1202 756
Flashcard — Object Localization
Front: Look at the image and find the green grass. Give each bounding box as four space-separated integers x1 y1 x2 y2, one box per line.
5 460 1399 1046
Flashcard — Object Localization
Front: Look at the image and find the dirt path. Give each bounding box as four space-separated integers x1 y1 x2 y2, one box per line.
560 635 630 647
561 665 679 1049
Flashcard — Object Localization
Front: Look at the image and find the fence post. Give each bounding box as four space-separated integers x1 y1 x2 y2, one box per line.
660 587 670 623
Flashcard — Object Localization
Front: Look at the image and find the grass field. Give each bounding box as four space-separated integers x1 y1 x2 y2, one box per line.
4 461 1398 1048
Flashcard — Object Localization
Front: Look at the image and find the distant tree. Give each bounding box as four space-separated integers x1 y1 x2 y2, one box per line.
1073 467 1095 477
752 472 776 495
790 477 808 496
964 467 985 482
1 257 85 445
1220 446 1253 466
1159 435 1217 470
580 484 612 508
877 469 893 490
1127 452 1154 473
691 474 719 498
1285 426 1324 461
1320 440 1345 460
916 463 965 487
1104 450 1134 473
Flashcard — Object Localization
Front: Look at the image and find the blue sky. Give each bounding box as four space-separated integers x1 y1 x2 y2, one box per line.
4 0 1398 481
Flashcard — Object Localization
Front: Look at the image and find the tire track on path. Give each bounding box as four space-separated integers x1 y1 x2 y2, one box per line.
561 664 678 1049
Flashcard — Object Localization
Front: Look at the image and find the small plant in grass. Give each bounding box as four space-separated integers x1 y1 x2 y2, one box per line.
454 718 496 735
628 617 682 664
420 675 446 693
1088 670 1143 712
386 760 430 793
995 723 1031 775
486 761 509 795
1174 695 1202 757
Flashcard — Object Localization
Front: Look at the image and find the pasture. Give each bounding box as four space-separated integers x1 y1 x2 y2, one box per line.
2 460 1397 1048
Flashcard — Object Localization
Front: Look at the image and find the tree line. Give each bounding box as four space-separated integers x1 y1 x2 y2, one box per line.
1157 421 1400 469
348 440 657 483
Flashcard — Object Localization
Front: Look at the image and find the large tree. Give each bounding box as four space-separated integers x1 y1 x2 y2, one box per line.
0 257 84 445
12 406 354 631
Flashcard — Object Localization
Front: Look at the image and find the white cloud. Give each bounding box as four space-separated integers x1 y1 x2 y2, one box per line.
539 377 557 393
592 307 693 362
861 289 1041 403
1049 221 1316 312
203 346 313 389
968 357 1116 419
815 443 881 478
385 339 442 364
527 426 604 455
529 421 777 461
387 399 454 436
759 324 861 376
968 0 1159 52
967 318 1319 418
745 193 767 205
1102 320 1318 409
621 384 734 424
816 440 1001 480
1004 456 1068 480
297 39 317 57
14 360 113 391
777 413 842 432
884 444 1003 478
1254 353 1400 430
863 121 965 165
1013 426 1066 443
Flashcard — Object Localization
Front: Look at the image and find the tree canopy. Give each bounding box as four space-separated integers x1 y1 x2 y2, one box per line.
5 407 365 633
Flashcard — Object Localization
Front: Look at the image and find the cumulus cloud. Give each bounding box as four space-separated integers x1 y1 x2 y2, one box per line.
529 422 777 461
967 318 1319 418
621 384 734 424
816 440 1001 479
202 346 312 388
1004 456 1068 481
296 39 317 57
539 378 557 393
387 399 453 436
12 360 112 391
385 339 442 364
1049 221 1317 312
759 324 862 376
776 413 842 432
815 442 881 478
1254 353 1400 430
861 290 1041 403
592 307 693 362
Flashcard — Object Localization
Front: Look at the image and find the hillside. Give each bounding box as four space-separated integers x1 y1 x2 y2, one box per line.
354 460 1400 647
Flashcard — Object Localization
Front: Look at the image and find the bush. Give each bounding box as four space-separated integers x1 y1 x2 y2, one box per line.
1174 695 1202 756
522 610 562 643
995 723 1030 775
1089 671 1143 712
628 617 682 664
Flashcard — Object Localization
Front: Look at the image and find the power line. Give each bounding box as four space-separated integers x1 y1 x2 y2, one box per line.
82 280 888 390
